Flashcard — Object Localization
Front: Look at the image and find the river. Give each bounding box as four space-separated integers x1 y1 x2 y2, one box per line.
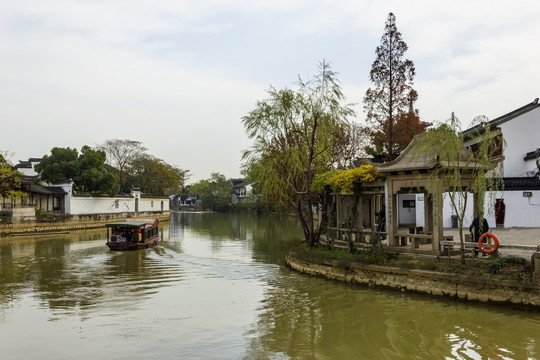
0 211 538 359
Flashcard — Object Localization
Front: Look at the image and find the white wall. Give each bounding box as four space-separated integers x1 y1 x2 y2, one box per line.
138 197 169 212
71 196 135 214
415 194 424 227
497 190 540 227
499 107 540 177
398 194 416 225
441 192 475 229
70 195 169 215
436 190 540 229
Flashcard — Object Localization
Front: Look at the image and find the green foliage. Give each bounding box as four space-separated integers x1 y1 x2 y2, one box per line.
34 207 49 216
190 173 232 212
37 142 186 197
484 257 526 274
312 170 341 194
242 60 355 246
35 147 79 182
0 156 26 201
126 155 185 196
36 146 119 195
411 113 504 264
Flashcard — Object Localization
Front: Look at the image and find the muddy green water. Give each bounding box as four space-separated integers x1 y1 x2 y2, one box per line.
0 212 538 359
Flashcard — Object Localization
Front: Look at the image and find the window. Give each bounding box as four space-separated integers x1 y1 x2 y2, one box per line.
403 200 415 208
53 196 62 211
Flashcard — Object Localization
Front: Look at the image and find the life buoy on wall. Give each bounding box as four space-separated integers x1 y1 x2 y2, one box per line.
479 232 499 254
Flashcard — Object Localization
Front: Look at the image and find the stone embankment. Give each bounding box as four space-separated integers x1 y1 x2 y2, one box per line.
285 251 540 308
0 212 170 236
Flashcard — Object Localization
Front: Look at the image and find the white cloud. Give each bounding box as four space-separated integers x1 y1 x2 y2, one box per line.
1 0 539 182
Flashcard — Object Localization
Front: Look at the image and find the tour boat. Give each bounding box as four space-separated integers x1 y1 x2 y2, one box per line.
105 218 160 251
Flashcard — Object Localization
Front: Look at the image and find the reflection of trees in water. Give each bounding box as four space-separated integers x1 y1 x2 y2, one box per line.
173 212 303 264
0 233 184 316
244 274 539 359
0 241 27 304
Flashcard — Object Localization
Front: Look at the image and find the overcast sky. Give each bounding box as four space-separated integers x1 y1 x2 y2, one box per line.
1 0 538 183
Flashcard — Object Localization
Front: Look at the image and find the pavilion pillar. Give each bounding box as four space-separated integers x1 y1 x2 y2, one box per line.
388 183 398 246
432 190 444 251
424 193 433 234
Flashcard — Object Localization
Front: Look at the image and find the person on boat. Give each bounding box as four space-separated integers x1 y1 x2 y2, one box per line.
469 215 489 256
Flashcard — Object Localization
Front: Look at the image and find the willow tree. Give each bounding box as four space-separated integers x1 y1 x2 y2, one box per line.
0 154 26 207
364 12 419 160
413 113 503 263
242 61 355 246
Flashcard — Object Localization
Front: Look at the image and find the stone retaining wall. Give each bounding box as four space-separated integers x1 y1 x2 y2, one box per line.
285 251 540 308
0 212 170 236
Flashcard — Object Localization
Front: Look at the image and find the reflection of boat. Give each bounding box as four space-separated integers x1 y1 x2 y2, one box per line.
105 219 160 251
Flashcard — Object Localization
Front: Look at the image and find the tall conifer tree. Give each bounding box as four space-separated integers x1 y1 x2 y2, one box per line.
364 12 418 160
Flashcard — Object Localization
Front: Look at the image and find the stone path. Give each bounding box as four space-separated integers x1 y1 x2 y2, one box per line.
443 227 540 259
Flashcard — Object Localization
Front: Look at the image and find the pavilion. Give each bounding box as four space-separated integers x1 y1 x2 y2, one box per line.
374 133 481 255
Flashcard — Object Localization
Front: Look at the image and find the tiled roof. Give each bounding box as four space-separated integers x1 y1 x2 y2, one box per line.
374 132 478 173
524 149 540 161
503 176 540 190
29 185 67 195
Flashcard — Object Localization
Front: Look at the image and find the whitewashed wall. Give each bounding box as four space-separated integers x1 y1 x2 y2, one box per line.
499 107 540 177
397 194 416 225
495 190 540 227
71 195 135 214
70 195 169 215
415 190 540 229
138 197 169 212
441 192 475 229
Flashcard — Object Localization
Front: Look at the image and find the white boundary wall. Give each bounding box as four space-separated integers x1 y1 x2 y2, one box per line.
414 190 540 229
70 194 169 215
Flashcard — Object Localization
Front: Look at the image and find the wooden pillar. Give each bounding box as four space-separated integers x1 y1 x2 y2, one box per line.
388 189 398 246
371 195 376 232
336 193 341 228
432 190 443 251
424 193 433 234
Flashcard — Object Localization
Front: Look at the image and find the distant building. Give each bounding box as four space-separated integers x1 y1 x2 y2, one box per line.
7 158 169 216
231 178 252 205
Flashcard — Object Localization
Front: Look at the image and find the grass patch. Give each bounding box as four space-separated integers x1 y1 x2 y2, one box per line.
288 242 533 283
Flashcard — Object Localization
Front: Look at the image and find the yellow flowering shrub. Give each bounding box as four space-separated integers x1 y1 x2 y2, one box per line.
314 165 384 194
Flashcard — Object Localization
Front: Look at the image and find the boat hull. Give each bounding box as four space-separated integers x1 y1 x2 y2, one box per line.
106 235 160 251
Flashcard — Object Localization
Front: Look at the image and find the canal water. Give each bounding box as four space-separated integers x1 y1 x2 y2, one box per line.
0 211 538 359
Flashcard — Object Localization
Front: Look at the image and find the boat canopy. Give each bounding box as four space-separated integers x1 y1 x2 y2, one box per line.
105 219 159 228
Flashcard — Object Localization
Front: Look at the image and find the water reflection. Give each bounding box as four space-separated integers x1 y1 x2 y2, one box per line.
0 213 539 360
0 229 185 318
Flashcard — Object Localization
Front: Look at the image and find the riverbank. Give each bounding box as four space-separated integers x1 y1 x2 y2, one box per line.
285 245 540 309
0 211 170 236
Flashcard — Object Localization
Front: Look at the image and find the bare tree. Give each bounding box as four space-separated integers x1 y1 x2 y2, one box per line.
363 12 417 161
97 139 147 193
331 122 371 169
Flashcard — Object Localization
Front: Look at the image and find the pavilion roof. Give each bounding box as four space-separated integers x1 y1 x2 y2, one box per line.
374 133 479 174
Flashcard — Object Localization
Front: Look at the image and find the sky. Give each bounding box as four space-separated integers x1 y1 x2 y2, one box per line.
1 0 539 183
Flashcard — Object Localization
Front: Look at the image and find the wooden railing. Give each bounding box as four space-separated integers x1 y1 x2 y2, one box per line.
322 227 387 250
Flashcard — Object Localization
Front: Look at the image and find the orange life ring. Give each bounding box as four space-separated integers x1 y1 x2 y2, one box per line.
479 232 499 254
